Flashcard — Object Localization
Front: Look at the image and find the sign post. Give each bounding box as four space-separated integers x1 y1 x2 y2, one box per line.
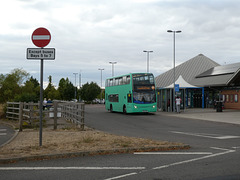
27 27 55 146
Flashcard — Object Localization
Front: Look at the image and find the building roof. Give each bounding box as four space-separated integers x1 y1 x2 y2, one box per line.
155 54 220 88
190 62 240 87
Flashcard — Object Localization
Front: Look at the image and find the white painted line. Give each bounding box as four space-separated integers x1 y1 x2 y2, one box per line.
104 172 137 180
32 35 50 40
134 152 213 155
232 146 240 149
0 129 7 132
0 167 145 171
210 147 233 151
0 133 7 136
153 147 235 170
171 131 240 139
216 136 240 139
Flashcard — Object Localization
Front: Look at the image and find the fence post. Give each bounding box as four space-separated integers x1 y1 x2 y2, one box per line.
53 100 58 130
81 103 85 130
19 102 23 132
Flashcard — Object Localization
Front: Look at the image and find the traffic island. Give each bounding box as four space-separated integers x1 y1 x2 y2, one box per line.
0 128 190 164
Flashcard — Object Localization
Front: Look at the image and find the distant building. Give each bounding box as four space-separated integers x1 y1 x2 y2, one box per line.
155 54 240 110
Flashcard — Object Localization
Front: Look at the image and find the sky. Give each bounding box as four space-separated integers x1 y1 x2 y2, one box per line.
1 0 240 88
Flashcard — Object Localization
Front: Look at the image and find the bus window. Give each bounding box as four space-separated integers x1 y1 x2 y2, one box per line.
109 94 119 102
119 77 123 85
126 76 130 84
109 79 113 86
123 76 127 84
115 78 119 86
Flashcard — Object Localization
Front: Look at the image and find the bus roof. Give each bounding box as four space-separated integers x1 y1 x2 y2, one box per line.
106 72 154 80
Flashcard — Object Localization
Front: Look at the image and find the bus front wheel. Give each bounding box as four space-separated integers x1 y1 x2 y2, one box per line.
110 105 113 113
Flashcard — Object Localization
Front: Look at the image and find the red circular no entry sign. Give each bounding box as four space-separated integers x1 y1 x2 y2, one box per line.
32 27 51 48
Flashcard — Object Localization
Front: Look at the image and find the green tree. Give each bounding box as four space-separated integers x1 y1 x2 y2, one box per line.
58 78 75 100
44 75 60 100
14 77 40 102
79 82 101 102
0 68 29 103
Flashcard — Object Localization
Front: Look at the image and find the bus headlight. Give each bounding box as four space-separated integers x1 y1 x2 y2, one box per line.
153 105 156 108
134 105 138 109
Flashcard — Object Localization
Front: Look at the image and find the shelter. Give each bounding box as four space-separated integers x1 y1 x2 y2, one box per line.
156 54 219 111
155 54 240 110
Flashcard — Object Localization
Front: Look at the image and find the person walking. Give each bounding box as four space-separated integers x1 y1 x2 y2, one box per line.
176 96 181 113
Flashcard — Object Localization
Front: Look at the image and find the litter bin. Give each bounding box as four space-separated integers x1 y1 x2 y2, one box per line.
216 101 222 112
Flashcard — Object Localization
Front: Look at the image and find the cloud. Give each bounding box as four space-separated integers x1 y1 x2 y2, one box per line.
1 0 240 88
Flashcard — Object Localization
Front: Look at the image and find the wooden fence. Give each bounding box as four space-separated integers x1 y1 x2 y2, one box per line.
6 101 85 131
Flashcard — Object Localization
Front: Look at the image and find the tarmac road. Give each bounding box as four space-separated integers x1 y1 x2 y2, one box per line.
0 105 240 180
0 124 16 147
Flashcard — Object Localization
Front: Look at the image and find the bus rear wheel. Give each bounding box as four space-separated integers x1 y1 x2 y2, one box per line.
110 105 113 113
123 105 127 114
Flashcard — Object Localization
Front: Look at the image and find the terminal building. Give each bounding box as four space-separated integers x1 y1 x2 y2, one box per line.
155 54 240 111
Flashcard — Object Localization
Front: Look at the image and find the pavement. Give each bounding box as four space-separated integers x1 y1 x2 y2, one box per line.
158 108 240 125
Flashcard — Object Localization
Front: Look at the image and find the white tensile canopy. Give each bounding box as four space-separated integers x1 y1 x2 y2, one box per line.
165 75 198 89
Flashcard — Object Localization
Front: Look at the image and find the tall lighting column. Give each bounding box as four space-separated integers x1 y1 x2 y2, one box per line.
167 30 181 112
73 72 78 100
109 62 117 77
98 68 104 102
143 50 153 73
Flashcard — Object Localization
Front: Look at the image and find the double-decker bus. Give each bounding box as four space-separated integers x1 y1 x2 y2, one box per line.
105 73 157 113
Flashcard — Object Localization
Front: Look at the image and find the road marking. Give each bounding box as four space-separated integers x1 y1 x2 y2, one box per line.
0 167 145 171
0 133 7 136
0 129 7 132
153 147 235 170
134 152 212 155
232 146 240 149
104 172 137 180
171 131 240 139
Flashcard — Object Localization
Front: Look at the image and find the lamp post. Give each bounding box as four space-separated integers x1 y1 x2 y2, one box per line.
143 50 153 73
167 30 181 112
98 68 104 88
73 72 78 100
109 62 117 77
98 68 104 102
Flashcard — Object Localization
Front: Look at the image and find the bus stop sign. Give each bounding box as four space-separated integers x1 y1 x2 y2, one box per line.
32 27 51 48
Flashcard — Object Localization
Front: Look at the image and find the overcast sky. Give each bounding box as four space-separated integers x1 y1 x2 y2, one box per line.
1 0 240 88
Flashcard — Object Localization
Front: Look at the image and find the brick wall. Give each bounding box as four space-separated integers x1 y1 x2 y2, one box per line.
221 90 240 110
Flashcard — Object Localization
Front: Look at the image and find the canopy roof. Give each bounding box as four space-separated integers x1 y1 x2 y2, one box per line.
165 75 199 89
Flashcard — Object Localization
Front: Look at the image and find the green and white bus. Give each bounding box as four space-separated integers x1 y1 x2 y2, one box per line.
105 73 157 113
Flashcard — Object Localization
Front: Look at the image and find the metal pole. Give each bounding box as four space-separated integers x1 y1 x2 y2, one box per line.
79 71 81 89
173 31 176 112
73 73 78 99
39 59 43 146
109 62 117 77
143 50 153 73
167 30 181 112
98 68 104 102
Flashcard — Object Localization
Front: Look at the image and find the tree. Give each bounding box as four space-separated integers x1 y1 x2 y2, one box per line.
14 77 40 102
79 82 101 102
44 75 60 100
58 78 75 101
0 68 29 103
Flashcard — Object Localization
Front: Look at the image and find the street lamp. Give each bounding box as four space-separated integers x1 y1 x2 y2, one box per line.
143 50 153 73
73 72 78 100
109 62 117 77
98 68 104 88
98 68 104 102
167 30 181 112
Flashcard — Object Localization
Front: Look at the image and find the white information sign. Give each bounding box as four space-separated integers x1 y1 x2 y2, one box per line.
27 48 55 60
